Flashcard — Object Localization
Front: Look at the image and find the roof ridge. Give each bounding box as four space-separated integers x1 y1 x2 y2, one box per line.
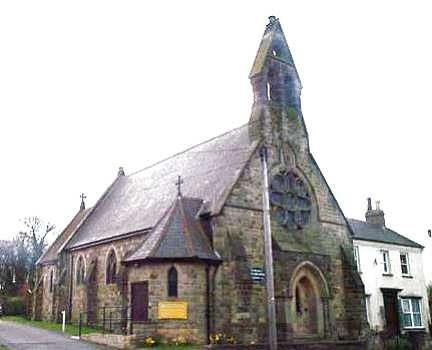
128 123 249 177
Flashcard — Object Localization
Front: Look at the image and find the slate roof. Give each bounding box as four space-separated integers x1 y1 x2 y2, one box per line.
38 208 92 265
66 124 259 249
348 218 423 249
125 195 220 262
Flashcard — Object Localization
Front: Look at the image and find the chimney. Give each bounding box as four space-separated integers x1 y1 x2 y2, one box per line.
365 197 385 227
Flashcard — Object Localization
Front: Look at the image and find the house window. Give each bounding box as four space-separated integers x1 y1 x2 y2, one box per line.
49 270 54 293
168 266 178 297
76 256 85 285
401 298 423 328
365 295 371 325
381 250 391 274
400 253 410 276
354 245 361 272
106 250 117 284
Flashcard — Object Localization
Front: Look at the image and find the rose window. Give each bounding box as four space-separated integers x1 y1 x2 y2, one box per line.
270 171 311 229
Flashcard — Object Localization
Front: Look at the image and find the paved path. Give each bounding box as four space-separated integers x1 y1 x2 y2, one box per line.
0 320 110 350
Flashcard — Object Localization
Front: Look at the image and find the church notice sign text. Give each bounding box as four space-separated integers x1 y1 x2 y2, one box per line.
158 301 188 320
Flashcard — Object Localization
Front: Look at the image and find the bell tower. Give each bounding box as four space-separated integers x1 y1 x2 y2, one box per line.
249 16 308 156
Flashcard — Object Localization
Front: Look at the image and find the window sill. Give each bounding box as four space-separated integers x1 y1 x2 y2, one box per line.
402 275 413 279
403 327 425 332
382 273 393 277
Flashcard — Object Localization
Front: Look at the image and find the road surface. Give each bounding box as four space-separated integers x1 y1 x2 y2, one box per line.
0 320 110 349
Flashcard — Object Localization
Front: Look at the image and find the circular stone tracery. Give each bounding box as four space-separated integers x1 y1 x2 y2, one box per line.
270 171 312 230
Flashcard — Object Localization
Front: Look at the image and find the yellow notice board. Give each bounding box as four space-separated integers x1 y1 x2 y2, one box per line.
158 301 188 320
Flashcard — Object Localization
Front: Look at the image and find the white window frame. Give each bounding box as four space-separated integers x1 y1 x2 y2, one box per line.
401 298 423 329
400 252 410 276
381 250 391 274
354 245 361 272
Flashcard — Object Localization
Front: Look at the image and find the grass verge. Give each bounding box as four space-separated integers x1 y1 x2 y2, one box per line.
1 316 99 337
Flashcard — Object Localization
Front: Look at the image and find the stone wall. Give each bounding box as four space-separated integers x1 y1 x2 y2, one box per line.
212 129 368 344
69 234 144 322
128 261 212 344
40 264 56 321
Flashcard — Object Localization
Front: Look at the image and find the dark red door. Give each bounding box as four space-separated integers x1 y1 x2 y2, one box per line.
131 281 149 321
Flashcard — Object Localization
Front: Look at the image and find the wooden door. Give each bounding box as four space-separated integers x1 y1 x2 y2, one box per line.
131 281 149 321
382 289 400 336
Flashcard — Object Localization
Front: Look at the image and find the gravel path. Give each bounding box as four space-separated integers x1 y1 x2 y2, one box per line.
0 320 111 350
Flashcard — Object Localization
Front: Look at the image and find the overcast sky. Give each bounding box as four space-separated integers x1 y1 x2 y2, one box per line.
1 1 432 280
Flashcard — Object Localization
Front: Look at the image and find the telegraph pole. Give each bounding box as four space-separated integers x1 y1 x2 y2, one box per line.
260 145 278 350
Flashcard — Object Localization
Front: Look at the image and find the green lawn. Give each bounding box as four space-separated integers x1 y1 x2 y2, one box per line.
2 317 200 349
1 316 99 337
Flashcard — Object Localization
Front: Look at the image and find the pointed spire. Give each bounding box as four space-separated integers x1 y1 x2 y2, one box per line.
249 16 299 81
80 193 87 211
118 167 125 177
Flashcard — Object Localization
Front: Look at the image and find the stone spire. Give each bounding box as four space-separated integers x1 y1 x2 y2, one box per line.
249 16 308 154
365 197 385 227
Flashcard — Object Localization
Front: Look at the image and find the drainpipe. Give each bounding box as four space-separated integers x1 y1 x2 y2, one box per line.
205 264 211 345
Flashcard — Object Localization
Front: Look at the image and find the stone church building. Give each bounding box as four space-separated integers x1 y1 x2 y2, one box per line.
34 17 369 348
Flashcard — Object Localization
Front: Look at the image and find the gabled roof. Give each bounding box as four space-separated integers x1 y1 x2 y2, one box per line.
66 124 259 249
125 195 220 263
348 218 423 249
38 208 92 265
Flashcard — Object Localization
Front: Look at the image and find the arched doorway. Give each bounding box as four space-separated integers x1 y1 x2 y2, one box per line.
289 262 330 337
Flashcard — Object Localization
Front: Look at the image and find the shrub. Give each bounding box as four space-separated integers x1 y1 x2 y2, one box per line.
141 336 159 348
3 296 26 316
170 335 191 346
209 332 236 345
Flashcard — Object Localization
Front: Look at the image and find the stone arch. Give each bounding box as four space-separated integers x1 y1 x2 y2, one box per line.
288 261 330 337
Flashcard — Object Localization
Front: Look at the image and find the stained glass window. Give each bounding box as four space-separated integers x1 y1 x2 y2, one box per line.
168 266 178 297
76 256 85 285
270 171 311 229
106 250 117 284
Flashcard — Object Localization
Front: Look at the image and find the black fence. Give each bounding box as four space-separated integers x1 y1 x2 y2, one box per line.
75 306 155 337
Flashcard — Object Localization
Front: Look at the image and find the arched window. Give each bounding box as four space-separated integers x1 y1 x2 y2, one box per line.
49 270 54 293
167 266 178 297
76 256 85 285
106 250 117 284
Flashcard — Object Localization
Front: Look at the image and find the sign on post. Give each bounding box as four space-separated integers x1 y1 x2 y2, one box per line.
250 267 266 283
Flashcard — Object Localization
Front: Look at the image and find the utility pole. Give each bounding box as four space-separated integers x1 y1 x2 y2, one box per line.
260 145 278 350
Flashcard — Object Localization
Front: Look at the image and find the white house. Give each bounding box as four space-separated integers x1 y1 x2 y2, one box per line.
349 198 430 337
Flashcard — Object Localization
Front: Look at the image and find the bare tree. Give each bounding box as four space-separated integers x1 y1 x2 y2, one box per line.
19 217 55 289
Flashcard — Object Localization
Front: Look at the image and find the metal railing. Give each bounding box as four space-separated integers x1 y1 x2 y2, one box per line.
75 305 155 337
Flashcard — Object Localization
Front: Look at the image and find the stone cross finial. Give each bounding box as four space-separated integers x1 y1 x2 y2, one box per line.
80 193 87 211
175 175 184 197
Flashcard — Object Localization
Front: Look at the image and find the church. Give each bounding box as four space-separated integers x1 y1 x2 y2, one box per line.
33 17 369 348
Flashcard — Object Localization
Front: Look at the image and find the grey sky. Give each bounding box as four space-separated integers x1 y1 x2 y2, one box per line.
1 1 432 280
